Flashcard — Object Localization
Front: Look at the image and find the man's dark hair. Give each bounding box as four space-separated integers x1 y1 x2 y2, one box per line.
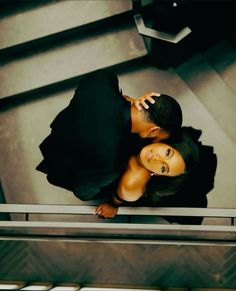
143 94 183 137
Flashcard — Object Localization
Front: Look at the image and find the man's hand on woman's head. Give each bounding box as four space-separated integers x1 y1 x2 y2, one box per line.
95 202 118 218
134 92 160 111
123 92 160 110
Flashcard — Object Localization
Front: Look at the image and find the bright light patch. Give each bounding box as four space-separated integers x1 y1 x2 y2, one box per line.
0 284 21 290
21 285 51 290
50 287 79 291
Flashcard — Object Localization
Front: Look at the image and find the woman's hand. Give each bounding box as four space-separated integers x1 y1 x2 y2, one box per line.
134 92 160 111
95 202 118 218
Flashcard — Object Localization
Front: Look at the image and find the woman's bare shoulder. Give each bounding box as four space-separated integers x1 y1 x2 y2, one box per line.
118 156 150 201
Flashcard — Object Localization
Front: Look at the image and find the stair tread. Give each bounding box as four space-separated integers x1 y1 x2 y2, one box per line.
0 23 147 99
170 72 236 209
0 0 132 51
176 53 236 145
203 41 236 96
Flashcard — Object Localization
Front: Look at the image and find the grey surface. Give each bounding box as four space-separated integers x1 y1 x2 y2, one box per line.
203 41 236 95
0 0 132 50
0 23 147 98
176 53 236 145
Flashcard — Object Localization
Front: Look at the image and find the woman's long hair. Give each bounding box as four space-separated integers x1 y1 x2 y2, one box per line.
144 127 201 205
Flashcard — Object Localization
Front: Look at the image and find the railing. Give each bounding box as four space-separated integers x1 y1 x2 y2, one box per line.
0 204 236 244
132 0 191 43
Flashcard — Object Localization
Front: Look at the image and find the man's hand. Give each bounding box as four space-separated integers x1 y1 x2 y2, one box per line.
134 92 160 111
95 202 118 218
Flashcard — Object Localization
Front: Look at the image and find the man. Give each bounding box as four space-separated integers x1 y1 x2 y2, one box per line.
36 69 182 200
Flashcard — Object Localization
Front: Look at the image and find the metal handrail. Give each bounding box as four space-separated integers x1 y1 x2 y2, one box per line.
0 204 236 244
0 204 235 218
132 0 191 44
0 220 235 232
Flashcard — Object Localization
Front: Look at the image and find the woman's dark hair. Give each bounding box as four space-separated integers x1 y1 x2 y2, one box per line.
167 126 200 173
143 94 183 138
144 127 201 205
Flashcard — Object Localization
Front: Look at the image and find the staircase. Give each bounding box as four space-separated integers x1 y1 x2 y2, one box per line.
0 0 236 288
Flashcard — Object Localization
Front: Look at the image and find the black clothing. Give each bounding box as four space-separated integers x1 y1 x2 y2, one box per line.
36 69 133 200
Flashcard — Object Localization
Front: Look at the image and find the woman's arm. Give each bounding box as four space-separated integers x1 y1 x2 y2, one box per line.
95 156 151 218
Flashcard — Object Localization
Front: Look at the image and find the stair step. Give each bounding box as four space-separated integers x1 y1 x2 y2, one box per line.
170 71 236 209
0 0 134 52
176 53 236 145
1 63 236 210
0 23 147 99
0 0 53 17
119 64 236 208
203 41 236 96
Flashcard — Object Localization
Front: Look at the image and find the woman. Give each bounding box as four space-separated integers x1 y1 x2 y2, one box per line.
95 127 200 218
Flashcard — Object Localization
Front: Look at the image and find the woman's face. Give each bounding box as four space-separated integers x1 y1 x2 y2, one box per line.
140 143 185 177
